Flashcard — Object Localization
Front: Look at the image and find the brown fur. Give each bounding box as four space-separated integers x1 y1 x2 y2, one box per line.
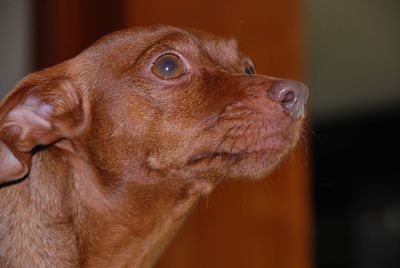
0 25 307 267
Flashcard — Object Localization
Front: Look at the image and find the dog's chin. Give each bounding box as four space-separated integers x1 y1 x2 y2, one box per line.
226 147 293 180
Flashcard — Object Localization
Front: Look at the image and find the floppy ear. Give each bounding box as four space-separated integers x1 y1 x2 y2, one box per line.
0 70 84 184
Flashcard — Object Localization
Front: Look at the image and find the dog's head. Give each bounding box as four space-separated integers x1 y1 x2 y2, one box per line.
0 26 307 190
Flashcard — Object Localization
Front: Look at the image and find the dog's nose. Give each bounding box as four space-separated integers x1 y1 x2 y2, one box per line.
267 80 308 121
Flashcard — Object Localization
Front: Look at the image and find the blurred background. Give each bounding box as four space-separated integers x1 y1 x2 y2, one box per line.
0 0 399 267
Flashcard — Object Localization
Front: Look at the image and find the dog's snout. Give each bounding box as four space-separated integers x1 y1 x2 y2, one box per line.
267 80 308 121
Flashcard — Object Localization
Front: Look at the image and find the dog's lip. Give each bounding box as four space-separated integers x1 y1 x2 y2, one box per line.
186 148 272 165
187 151 241 165
186 134 293 166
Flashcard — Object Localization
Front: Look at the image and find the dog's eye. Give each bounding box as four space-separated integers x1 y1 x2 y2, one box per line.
152 54 186 80
244 60 256 75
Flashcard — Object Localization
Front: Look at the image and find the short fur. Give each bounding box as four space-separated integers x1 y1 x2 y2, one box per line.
0 25 307 267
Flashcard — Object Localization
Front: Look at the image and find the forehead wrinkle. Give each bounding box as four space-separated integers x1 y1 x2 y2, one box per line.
202 38 240 68
152 31 197 52
86 28 196 60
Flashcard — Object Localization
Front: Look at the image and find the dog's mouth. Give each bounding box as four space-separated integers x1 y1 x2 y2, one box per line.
186 143 286 166
185 130 299 169
187 151 241 165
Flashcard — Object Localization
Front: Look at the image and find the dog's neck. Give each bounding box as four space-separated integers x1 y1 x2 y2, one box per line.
0 146 208 267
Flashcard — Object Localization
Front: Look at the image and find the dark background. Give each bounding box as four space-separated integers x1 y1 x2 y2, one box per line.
312 108 400 268
307 0 400 267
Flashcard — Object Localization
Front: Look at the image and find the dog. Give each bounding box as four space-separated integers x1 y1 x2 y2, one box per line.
0 25 308 267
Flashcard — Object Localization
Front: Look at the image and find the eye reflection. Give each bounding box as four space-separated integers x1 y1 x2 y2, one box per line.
151 54 186 80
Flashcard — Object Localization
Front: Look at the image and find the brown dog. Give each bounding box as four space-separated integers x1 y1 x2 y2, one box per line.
0 25 307 267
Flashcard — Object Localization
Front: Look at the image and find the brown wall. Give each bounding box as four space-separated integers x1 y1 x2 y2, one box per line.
124 1 311 267
34 0 124 69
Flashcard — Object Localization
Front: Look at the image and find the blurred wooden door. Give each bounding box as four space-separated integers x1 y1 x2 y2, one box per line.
34 0 311 267
124 1 311 268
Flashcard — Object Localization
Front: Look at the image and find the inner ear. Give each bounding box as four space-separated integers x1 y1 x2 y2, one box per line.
2 78 84 152
0 75 84 183
3 96 56 152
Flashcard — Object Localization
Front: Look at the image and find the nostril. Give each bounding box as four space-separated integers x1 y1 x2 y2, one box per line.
267 83 297 106
281 90 296 106
267 80 308 121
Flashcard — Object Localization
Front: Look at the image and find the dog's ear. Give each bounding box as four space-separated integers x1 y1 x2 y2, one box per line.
0 69 84 183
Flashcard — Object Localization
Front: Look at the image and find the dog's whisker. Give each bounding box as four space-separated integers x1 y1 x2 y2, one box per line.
218 125 244 152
